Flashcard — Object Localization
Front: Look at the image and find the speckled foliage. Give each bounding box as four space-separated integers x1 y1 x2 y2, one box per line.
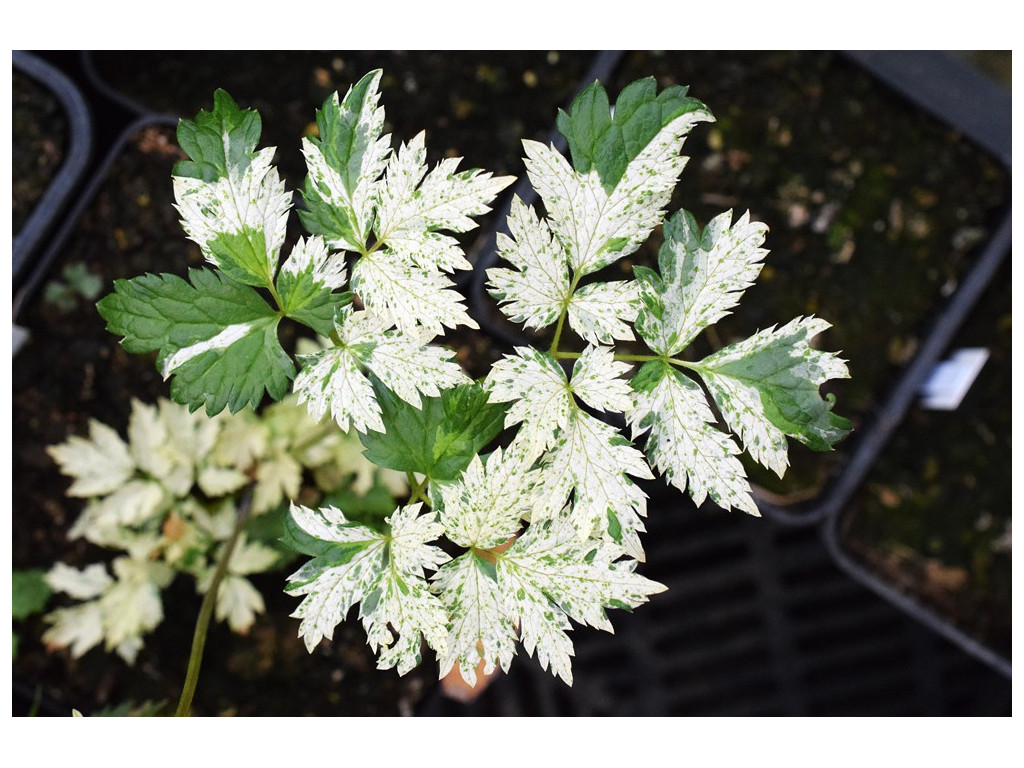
96 69 849 689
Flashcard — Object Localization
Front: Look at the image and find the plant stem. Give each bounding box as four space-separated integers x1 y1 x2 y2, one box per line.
406 472 430 505
547 274 582 358
174 488 254 717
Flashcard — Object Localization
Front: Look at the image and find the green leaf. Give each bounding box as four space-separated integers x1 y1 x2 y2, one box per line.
299 70 390 253
206 228 273 288
698 316 852 458
97 268 295 415
13 569 52 620
276 236 352 336
173 89 261 182
359 379 508 483
557 77 709 192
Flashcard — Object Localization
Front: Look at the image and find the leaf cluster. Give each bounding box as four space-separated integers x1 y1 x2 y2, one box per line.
85 71 851 690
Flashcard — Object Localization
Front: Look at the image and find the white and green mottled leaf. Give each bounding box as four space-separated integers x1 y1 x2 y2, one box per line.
486 196 570 331
495 515 666 684
433 552 518 687
522 106 711 277
294 307 469 433
299 70 391 252
434 448 536 550
351 250 477 336
570 344 634 415
484 347 572 461
294 338 382 433
697 316 852 465
567 280 640 345
47 419 135 498
384 229 471 273
286 503 449 672
361 504 450 674
363 327 470 407
276 235 351 335
292 307 388 433
537 411 652 559
628 361 758 515
173 147 291 288
635 209 768 357
375 131 513 244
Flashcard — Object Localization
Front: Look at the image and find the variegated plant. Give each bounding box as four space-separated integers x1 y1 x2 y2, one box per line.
44 393 404 663
95 70 849 697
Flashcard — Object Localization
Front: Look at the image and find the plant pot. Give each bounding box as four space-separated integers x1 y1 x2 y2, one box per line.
823 254 1011 678
13 50 93 290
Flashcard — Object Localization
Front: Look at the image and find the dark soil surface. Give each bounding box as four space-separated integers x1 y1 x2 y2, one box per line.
840 257 1011 659
13 71 69 235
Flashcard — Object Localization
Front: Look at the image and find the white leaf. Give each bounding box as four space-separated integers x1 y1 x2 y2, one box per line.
628 363 758 515
484 347 572 461
212 574 265 634
47 419 135 498
253 448 302 513
68 479 168 538
45 562 113 600
196 464 249 497
100 557 174 662
567 280 640 345
570 344 634 414
486 196 570 331
636 209 768 356
42 602 106 659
